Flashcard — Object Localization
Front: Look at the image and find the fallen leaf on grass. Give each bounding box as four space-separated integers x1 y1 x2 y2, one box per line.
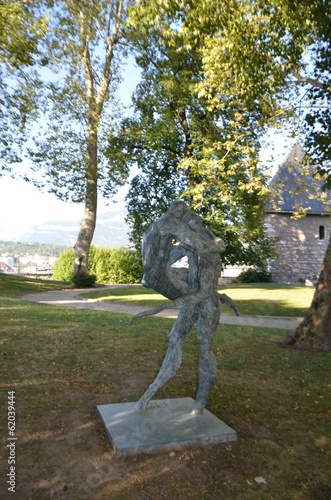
255 477 267 484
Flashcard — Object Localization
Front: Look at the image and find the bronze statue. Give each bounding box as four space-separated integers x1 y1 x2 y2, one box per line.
131 200 239 414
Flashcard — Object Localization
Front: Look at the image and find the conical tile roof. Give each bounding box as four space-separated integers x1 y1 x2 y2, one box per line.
265 143 331 214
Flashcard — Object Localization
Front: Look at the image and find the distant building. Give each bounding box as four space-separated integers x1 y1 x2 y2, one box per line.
0 256 15 269
265 143 331 283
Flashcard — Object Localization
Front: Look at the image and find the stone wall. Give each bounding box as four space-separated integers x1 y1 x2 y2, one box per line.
265 213 331 283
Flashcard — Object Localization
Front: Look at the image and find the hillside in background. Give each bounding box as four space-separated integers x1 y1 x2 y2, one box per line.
0 241 67 258
8 210 130 248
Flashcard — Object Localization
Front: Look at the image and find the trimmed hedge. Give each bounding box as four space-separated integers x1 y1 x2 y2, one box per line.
52 246 143 284
235 267 273 283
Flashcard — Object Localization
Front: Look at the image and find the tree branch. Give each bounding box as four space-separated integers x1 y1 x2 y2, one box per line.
97 0 124 111
130 142 182 157
291 70 331 94
168 98 192 158
79 10 94 101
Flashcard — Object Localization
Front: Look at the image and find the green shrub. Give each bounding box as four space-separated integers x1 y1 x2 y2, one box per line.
235 267 273 283
89 246 143 284
52 248 75 282
52 246 143 284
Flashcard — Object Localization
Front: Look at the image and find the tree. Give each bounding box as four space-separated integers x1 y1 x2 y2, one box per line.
111 0 282 266
281 234 331 351
27 0 131 283
279 0 331 350
0 1 47 173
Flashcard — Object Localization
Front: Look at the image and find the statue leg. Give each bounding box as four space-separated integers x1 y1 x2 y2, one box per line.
135 304 198 410
192 296 219 414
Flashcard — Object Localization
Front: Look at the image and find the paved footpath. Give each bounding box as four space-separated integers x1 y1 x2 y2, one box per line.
20 285 302 331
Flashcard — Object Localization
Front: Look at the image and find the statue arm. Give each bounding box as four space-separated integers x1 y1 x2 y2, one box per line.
157 216 224 254
129 289 211 324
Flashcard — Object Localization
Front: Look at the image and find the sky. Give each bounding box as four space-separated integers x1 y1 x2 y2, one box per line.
0 57 291 242
0 177 130 241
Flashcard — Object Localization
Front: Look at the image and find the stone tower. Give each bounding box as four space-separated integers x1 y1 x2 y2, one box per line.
265 143 331 283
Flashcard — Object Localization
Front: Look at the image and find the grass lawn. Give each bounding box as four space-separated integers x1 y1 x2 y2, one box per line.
0 275 330 499
82 283 315 317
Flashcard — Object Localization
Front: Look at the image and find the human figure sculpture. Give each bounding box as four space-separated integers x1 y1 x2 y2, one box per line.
131 200 239 414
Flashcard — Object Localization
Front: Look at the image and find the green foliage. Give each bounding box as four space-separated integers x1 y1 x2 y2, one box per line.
116 0 301 266
89 246 143 284
52 246 143 284
0 1 47 173
0 1 47 67
235 267 273 284
299 4 331 190
52 248 75 282
117 0 331 270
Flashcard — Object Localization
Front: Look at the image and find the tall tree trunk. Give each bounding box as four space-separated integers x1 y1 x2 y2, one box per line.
280 232 331 351
73 182 97 279
73 121 98 280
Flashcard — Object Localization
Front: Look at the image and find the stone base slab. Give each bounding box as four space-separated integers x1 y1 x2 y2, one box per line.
97 397 237 455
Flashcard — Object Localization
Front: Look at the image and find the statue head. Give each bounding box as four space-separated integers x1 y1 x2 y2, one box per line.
167 200 188 219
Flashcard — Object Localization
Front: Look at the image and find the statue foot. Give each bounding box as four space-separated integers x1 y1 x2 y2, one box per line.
134 399 150 411
191 402 204 415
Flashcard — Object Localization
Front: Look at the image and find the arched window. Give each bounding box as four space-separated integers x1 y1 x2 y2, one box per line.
319 225 325 240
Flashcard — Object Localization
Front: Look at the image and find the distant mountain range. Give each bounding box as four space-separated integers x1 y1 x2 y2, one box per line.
14 209 130 247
